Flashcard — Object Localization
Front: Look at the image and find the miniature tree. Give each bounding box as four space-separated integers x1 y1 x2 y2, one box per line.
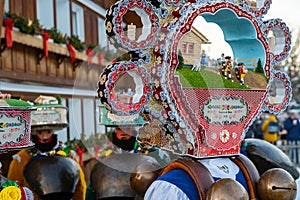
55 94 62 104
255 59 264 73
177 50 184 70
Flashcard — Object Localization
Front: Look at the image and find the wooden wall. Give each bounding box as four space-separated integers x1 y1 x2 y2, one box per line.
179 31 203 66
84 8 99 46
7 0 104 54
1 0 109 90
9 0 36 19
93 0 117 10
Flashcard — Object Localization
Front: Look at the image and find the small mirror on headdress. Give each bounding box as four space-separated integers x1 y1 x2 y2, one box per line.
114 71 143 104
122 7 151 42
268 78 285 105
244 0 268 11
264 71 291 114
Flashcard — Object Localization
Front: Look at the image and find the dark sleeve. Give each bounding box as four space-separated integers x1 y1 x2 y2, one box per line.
284 119 293 131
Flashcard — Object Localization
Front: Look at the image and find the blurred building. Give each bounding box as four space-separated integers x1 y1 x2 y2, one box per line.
0 0 119 142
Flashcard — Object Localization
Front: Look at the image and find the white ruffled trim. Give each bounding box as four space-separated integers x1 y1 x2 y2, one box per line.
12 154 21 163
200 157 239 179
144 180 190 200
23 187 34 200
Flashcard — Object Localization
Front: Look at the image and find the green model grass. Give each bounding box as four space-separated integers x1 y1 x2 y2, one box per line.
176 67 249 89
3 99 31 107
2 99 61 107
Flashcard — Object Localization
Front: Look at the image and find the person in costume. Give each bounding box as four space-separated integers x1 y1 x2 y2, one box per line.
0 97 35 199
7 126 87 200
200 50 207 67
89 125 171 200
284 112 300 164
144 155 255 200
261 114 280 144
218 53 225 66
237 62 248 85
143 143 297 200
221 56 233 80
111 127 138 152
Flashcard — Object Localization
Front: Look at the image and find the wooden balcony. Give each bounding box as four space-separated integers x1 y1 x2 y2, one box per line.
0 27 105 90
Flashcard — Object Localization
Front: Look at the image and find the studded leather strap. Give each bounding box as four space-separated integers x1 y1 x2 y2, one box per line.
160 157 214 200
230 154 260 200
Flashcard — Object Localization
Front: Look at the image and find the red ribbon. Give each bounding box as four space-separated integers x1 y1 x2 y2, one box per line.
75 147 85 166
42 30 51 59
98 53 104 66
112 57 117 63
86 48 93 65
4 18 14 48
67 43 76 63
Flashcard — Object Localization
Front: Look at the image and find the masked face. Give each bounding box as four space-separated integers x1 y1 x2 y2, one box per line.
36 129 54 143
32 130 58 153
116 128 135 140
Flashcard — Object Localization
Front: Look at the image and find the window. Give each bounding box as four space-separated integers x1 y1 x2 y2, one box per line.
69 98 82 140
56 0 71 36
96 100 105 134
98 17 107 47
188 43 194 54
83 99 95 138
4 0 9 12
37 1 54 29
71 2 85 41
182 43 187 54
181 43 194 54
72 11 78 36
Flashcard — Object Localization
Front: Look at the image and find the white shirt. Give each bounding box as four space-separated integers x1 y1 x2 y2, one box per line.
145 157 240 200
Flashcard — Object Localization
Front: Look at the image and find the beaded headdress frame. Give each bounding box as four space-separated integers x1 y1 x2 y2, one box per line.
98 0 291 157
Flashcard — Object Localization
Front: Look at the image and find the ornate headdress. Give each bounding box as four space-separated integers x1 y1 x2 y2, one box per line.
98 0 291 158
30 95 68 132
0 97 34 151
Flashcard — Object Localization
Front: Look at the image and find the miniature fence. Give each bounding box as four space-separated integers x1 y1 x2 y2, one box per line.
237 59 257 70
277 142 300 167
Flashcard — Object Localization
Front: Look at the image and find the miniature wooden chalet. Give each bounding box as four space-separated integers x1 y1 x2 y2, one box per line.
179 27 210 66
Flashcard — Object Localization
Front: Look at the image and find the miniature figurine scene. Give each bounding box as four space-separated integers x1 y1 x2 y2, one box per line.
177 12 268 90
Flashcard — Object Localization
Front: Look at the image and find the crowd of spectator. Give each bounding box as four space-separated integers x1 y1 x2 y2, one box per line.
246 111 300 164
